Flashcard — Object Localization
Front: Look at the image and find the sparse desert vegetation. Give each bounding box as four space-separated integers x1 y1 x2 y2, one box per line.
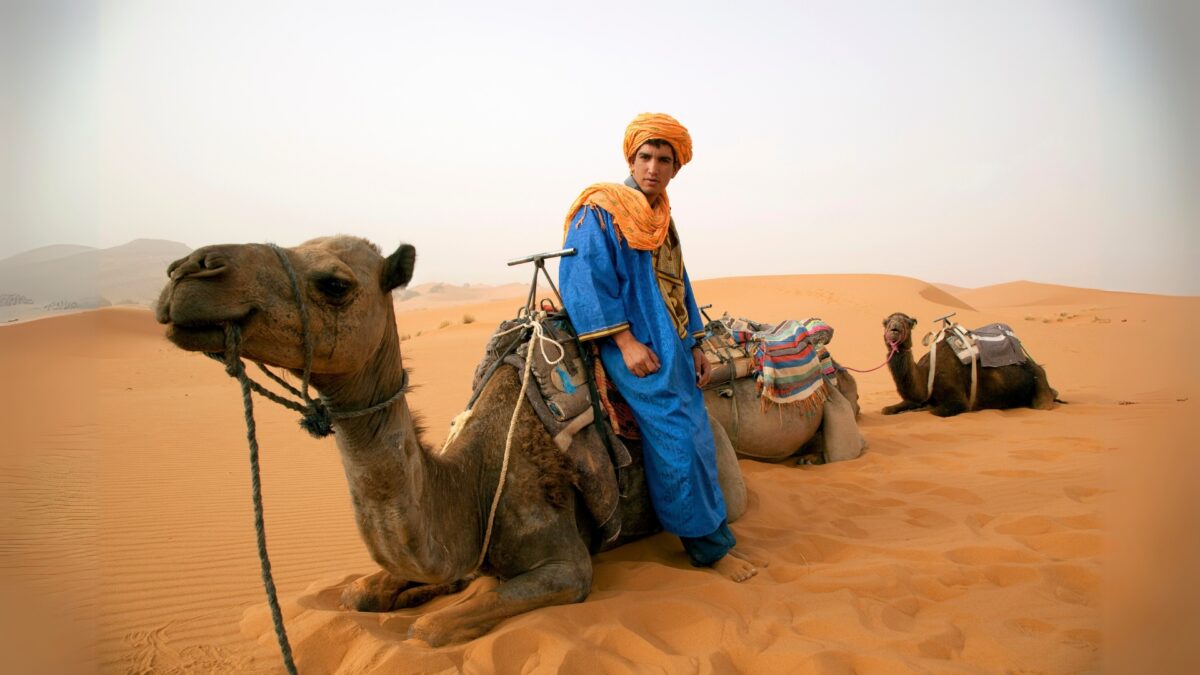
0 293 33 306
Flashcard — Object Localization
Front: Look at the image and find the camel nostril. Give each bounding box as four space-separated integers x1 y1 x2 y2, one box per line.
201 253 227 271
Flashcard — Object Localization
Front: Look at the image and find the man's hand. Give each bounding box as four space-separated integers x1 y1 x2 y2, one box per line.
693 346 712 388
613 329 660 377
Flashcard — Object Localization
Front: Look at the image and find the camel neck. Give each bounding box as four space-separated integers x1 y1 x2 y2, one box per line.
311 321 488 583
888 346 926 402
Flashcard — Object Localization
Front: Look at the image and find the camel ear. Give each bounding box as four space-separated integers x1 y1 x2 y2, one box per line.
382 244 416 291
908 316 918 328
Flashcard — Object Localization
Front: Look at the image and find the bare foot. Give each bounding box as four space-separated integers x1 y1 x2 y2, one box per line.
729 548 768 568
712 549 759 582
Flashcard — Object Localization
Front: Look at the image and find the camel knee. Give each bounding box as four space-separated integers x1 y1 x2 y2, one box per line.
505 559 592 605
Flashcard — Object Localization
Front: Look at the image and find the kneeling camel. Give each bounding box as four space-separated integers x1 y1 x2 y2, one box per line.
881 312 1059 417
155 236 750 648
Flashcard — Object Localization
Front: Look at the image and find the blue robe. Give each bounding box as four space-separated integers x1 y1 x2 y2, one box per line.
559 204 727 538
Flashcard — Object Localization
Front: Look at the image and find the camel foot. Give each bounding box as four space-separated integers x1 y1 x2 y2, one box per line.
402 636 433 649
341 571 469 613
930 402 966 417
408 612 485 648
394 578 472 609
882 401 926 415
341 570 415 612
713 549 760 582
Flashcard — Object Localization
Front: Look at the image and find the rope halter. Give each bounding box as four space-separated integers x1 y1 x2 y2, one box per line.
206 244 407 438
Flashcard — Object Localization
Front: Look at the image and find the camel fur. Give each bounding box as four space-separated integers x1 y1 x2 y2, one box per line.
155 236 747 648
880 312 1059 417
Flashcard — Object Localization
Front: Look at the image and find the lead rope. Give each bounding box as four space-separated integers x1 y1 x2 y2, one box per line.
219 323 298 675
201 245 410 675
473 314 565 572
839 332 902 374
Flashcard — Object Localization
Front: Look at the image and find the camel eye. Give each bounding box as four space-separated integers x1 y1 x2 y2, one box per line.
316 276 354 301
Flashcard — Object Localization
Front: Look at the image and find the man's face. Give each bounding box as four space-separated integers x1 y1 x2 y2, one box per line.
629 142 677 204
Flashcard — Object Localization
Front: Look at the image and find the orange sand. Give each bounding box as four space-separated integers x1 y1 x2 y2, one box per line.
1 275 1196 674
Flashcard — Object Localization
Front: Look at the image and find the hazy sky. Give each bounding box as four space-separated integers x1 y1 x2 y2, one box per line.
3 0 1196 294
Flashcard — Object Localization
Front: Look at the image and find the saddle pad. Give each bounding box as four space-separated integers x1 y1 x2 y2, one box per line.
970 322 1028 367
721 316 835 410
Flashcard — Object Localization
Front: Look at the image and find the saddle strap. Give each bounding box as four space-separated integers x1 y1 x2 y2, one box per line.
925 331 939 402
969 347 978 411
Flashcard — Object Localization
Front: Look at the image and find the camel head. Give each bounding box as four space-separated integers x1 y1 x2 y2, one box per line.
156 236 415 374
882 312 917 350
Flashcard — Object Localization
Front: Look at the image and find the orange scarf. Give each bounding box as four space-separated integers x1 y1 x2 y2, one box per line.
562 183 671 251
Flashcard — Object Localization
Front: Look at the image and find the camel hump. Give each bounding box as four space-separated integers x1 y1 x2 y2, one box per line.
471 313 630 551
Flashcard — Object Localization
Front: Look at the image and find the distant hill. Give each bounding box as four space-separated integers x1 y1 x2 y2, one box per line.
394 281 527 311
0 239 192 322
0 239 529 323
0 244 98 266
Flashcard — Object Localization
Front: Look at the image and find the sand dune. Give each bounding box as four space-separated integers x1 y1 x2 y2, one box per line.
0 275 1195 674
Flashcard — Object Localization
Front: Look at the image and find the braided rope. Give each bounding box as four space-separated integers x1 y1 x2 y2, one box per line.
196 244 410 674
838 331 902 374
220 323 298 675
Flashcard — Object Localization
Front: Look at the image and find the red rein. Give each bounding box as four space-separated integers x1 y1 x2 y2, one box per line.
838 331 902 374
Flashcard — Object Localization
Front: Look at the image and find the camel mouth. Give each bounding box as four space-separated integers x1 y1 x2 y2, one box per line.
163 311 253 353
164 322 228 353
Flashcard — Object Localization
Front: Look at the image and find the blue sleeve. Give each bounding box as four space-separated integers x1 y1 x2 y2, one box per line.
682 266 705 349
559 206 630 341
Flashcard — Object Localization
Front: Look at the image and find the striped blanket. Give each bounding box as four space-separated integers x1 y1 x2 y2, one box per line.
721 317 836 411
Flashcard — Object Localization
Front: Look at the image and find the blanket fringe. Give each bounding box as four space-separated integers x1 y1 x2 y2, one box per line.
758 383 829 416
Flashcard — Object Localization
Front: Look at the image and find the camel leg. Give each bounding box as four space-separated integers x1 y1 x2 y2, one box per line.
930 398 968 417
407 555 592 647
882 400 927 415
341 569 469 612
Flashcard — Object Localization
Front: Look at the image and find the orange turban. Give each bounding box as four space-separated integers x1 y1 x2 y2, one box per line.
622 112 693 167
561 113 691 250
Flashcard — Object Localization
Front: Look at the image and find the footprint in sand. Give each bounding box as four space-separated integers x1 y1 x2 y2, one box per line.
879 597 922 632
981 468 1044 478
1006 617 1055 637
964 513 996 533
883 480 982 505
904 508 955 529
944 546 1042 565
910 575 967 602
885 479 938 494
917 624 966 660
1042 563 1100 606
831 518 869 539
995 515 1058 536
1061 628 1101 653
1064 485 1111 503
1010 448 1067 462
930 486 983 505
1016 530 1105 560
981 564 1040 587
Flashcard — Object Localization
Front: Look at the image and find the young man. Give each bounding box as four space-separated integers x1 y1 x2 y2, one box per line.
559 113 758 582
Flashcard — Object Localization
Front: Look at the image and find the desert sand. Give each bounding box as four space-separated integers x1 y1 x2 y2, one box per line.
1 274 1196 674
